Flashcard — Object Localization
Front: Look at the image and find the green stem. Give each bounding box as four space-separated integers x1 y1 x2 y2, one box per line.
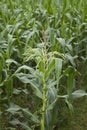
41 77 47 130
41 30 47 130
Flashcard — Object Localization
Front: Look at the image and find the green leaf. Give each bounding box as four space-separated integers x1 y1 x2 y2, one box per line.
55 58 62 88
22 108 40 124
65 99 73 112
13 88 21 95
45 58 55 78
15 65 34 74
5 77 13 99
20 122 32 130
6 103 21 114
6 59 18 66
65 54 75 66
10 119 21 125
72 90 87 99
65 67 77 98
57 38 65 47
47 98 57 111
15 73 42 99
47 80 58 88
0 53 4 72
47 87 57 103
10 119 32 130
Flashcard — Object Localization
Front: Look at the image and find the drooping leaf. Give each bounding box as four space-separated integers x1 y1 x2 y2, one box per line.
6 103 21 114
6 59 18 66
15 73 42 99
22 108 40 124
72 90 87 99
15 65 34 74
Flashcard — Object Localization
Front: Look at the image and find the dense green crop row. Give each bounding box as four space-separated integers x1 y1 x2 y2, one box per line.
0 0 87 129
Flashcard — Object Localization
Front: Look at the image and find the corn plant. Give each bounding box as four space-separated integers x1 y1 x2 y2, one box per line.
13 30 63 129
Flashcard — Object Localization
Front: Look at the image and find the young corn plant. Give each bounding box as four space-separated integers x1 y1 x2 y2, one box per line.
14 30 63 129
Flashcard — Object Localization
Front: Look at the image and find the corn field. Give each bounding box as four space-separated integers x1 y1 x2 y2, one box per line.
0 0 87 130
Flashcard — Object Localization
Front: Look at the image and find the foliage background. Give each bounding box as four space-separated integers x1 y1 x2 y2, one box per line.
0 0 87 130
